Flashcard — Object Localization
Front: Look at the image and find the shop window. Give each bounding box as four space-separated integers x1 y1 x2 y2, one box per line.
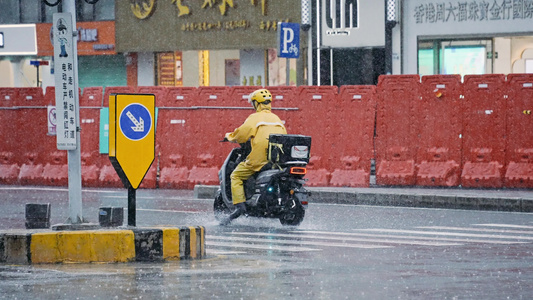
225 59 240 86
418 39 492 78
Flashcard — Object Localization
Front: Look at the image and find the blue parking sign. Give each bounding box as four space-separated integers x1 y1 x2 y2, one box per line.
277 22 300 59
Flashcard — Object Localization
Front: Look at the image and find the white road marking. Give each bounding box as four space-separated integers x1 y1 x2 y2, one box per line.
205 241 321 252
356 228 533 241
208 235 391 249
473 223 533 230
229 232 462 247
293 230 526 245
417 226 533 235
137 208 202 214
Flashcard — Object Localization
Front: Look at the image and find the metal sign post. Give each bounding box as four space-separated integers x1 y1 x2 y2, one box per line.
52 4 83 224
109 94 156 227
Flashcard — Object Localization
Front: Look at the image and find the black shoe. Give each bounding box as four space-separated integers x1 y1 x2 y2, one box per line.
220 203 247 225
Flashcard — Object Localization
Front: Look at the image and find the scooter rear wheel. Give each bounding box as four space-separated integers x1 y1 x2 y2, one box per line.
279 206 305 226
213 192 232 222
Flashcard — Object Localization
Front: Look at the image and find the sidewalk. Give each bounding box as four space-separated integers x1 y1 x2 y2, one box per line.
194 185 533 213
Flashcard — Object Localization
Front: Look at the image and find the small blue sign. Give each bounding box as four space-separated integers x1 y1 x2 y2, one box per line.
119 103 152 141
278 22 300 59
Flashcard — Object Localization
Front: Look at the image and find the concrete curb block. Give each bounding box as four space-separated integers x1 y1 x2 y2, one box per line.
193 184 533 213
0 226 205 264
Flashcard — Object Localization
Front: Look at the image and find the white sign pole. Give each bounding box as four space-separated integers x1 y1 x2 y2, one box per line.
53 0 83 224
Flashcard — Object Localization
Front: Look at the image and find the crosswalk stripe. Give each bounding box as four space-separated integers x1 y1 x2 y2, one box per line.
206 241 321 252
229 232 462 246
418 226 533 235
208 235 392 249
292 230 526 245
473 223 533 230
356 228 533 241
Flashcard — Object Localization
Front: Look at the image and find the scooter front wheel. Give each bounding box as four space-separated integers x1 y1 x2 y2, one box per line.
213 192 232 222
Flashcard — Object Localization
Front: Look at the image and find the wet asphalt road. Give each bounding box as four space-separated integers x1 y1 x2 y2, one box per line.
1 186 533 299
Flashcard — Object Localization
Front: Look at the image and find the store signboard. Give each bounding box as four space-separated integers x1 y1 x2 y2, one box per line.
115 0 301 51
320 0 384 48
0 24 37 55
53 13 79 150
36 21 117 56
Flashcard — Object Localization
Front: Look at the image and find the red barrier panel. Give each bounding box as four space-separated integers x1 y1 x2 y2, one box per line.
103 86 135 107
13 88 50 185
0 88 18 104
186 87 231 187
0 88 19 183
39 87 69 186
136 86 168 105
227 86 261 106
461 75 506 188
330 85 376 187
80 108 102 187
292 86 337 186
267 86 299 133
416 75 462 187
375 75 420 186
158 87 198 189
81 86 103 107
505 74 533 188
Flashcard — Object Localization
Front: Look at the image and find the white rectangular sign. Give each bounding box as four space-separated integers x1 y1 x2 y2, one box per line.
53 13 78 150
321 0 385 48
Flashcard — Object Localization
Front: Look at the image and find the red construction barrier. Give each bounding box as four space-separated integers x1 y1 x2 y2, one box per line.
504 74 533 188
79 87 103 187
0 88 18 104
416 75 462 187
157 87 198 189
375 75 420 186
267 86 299 133
13 88 50 185
102 86 135 107
293 86 338 186
38 87 69 186
136 86 168 105
227 86 261 106
329 85 376 187
81 86 103 107
461 74 507 188
186 87 231 187
0 88 19 184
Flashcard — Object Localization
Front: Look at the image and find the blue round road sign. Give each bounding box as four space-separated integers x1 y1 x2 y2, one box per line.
119 103 152 141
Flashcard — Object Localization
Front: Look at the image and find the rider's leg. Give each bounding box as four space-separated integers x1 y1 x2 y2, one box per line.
221 162 256 224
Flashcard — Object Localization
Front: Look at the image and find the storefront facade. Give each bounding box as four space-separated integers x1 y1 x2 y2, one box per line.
401 0 533 76
115 0 303 87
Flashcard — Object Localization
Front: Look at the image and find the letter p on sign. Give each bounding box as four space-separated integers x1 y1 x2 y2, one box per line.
277 22 300 59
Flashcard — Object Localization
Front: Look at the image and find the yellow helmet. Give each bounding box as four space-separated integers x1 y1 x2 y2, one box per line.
248 89 272 105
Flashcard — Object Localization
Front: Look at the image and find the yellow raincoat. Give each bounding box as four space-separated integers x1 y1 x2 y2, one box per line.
225 102 287 204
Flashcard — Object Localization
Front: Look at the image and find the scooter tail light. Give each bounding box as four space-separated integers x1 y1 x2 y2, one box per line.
290 167 307 175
